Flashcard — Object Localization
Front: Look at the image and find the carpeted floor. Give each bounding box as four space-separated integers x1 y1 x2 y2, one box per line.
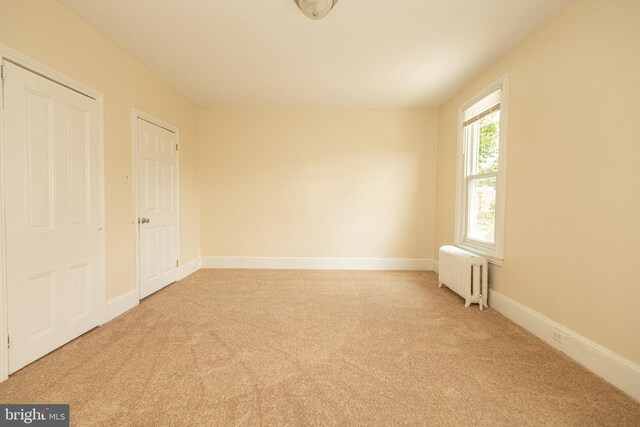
0 269 638 426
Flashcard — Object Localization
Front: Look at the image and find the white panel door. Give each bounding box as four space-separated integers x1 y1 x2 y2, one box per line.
3 62 102 373
137 118 177 298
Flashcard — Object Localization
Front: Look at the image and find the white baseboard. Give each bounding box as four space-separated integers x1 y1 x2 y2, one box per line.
103 257 201 326
177 257 202 280
201 256 434 271
489 290 640 402
103 290 138 324
432 260 439 274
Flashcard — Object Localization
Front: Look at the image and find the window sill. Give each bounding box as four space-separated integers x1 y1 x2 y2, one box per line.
455 243 503 266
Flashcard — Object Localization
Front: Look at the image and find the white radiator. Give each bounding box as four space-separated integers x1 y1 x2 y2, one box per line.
438 245 488 310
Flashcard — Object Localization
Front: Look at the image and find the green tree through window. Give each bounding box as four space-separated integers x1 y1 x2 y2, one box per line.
478 114 499 174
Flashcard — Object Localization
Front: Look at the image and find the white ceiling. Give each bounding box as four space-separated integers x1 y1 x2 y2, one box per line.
59 0 567 108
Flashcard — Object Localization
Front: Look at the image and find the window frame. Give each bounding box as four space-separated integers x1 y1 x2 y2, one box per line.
454 75 509 265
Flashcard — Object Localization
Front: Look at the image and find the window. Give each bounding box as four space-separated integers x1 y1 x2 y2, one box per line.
455 77 508 263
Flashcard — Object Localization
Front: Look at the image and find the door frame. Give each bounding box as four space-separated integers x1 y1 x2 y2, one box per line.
131 110 180 302
0 43 106 382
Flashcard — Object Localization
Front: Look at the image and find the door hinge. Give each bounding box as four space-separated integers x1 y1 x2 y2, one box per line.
1 64 4 81
7 334 10 349
175 144 179 152
176 260 179 267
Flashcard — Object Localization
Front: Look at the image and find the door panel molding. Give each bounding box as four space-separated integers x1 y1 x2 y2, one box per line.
132 110 180 301
0 43 105 382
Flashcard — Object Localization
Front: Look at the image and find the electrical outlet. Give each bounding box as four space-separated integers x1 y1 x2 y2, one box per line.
551 329 565 344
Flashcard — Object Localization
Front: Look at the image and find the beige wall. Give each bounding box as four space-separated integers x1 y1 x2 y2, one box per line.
200 109 438 259
435 0 640 364
0 0 201 300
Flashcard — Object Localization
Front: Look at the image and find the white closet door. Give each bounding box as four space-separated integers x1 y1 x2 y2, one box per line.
3 62 102 373
137 118 177 299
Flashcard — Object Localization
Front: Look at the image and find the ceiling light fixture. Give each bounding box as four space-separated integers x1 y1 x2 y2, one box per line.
294 0 338 20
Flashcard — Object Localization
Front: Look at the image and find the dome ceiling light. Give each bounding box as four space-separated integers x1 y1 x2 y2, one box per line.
294 0 338 20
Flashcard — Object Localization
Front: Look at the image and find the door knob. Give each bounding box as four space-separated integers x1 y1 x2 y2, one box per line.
138 217 150 224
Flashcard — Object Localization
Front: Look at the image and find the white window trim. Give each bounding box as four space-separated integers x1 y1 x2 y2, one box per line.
454 75 509 265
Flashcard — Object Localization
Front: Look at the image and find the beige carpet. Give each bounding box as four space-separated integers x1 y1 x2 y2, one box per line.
0 270 638 426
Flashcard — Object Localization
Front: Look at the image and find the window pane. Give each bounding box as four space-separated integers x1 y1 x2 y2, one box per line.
467 176 496 243
467 110 500 175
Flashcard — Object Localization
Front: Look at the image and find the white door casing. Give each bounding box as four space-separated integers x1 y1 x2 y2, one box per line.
3 61 103 374
137 117 178 299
